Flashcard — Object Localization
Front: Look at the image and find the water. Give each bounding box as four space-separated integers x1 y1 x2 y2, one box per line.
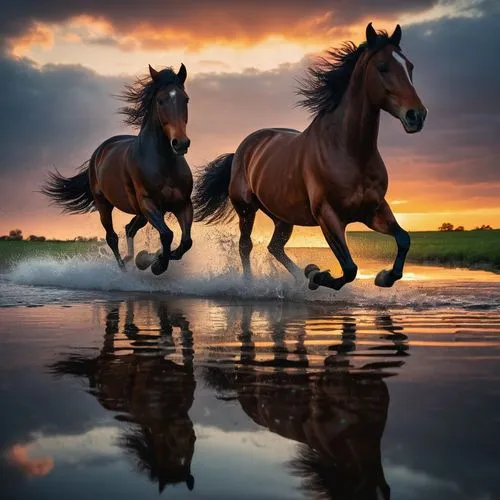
1 250 499 499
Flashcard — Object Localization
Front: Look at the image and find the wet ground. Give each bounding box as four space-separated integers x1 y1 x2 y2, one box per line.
1 253 499 499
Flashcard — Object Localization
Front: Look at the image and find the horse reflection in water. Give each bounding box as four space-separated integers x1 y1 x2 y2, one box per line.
204 305 409 500
49 301 196 494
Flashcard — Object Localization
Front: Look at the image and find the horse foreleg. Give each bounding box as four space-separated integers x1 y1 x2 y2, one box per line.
95 196 125 269
169 202 193 261
267 220 301 278
308 203 358 291
365 200 410 287
123 214 147 262
138 196 173 276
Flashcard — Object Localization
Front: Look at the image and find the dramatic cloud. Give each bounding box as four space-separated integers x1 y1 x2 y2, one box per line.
0 0 440 50
0 2 499 235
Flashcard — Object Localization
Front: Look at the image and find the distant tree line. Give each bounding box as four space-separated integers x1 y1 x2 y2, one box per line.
438 222 494 232
0 229 100 242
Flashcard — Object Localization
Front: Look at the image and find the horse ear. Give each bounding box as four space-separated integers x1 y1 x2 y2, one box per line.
186 474 195 490
177 63 187 85
390 24 402 46
149 64 160 82
366 22 378 48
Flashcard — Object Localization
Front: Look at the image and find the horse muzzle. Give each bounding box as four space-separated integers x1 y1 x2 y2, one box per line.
400 108 427 134
171 137 191 155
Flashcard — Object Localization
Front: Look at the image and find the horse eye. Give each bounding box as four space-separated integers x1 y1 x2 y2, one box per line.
157 99 164 106
378 64 389 74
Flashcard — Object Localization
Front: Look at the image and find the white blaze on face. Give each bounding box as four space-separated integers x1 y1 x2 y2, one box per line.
169 89 177 99
393 51 413 87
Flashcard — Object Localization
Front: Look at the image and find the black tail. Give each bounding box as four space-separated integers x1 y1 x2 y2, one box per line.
193 153 235 224
41 161 95 214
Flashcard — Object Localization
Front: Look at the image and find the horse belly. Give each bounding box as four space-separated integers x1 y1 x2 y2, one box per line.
246 133 315 226
95 146 137 214
258 183 315 226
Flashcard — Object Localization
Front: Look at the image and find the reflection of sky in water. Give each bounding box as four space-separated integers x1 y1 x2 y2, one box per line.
1 288 499 500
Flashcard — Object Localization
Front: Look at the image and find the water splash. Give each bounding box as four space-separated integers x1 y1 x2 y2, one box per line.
4 228 500 310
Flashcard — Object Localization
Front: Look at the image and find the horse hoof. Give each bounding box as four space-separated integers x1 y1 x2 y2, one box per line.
151 256 169 276
135 250 154 271
375 269 395 288
304 264 320 278
308 270 321 290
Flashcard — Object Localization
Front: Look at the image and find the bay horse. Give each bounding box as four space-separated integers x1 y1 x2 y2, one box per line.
193 23 427 291
49 301 196 493
42 64 193 275
203 307 407 500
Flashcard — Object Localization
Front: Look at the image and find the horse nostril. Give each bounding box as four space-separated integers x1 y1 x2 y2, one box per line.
171 138 179 148
406 109 417 123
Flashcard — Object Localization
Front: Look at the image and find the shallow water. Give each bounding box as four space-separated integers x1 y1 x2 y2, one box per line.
1 252 500 499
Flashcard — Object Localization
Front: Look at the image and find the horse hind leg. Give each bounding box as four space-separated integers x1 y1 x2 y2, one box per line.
234 202 257 282
267 219 301 279
123 214 147 263
95 196 125 269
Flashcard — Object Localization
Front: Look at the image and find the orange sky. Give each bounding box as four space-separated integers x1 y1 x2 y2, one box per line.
0 0 499 241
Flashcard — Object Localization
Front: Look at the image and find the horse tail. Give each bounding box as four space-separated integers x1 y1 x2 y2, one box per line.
41 161 96 214
193 153 235 224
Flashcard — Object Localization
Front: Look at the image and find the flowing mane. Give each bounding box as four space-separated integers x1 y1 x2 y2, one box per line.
296 30 395 116
118 68 184 129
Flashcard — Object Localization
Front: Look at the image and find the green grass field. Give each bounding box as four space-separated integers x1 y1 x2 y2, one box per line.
0 230 499 273
0 240 102 270
344 230 500 271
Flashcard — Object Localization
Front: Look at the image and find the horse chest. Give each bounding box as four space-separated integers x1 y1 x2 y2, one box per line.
334 172 387 219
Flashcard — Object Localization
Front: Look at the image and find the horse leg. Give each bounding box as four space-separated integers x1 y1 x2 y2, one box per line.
308 203 358 291
267 219 301 278
365 200 410 287
234 204 256 282
138 196 173 276
169 202 193 261
123 214 147 263
95 196 125 269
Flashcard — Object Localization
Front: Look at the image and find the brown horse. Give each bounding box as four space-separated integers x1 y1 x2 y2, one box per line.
193 23 427 291
203 308 408 500
42 64 193 275
49 301 196 494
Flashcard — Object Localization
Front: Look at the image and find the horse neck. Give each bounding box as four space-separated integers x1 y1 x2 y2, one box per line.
139 117 175 161
311 68 381 163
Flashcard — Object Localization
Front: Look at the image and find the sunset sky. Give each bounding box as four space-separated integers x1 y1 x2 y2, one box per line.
0 0 498 242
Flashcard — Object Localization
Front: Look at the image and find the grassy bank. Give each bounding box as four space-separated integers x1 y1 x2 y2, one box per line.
344 230 500 272
0 240 102 270
0 230 499 273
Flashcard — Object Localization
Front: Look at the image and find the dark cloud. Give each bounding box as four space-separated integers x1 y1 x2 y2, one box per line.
0 0 439 49
0 55 126 175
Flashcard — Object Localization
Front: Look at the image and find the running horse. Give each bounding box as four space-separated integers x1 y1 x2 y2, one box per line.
49 301 196 494
41 64 193 275
193 24 427 290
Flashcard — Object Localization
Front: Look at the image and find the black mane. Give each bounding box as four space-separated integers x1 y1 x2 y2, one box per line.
118 68 184 129
296 31 394 116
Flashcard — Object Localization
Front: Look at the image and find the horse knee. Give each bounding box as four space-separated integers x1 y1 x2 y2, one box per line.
343 264 358 283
